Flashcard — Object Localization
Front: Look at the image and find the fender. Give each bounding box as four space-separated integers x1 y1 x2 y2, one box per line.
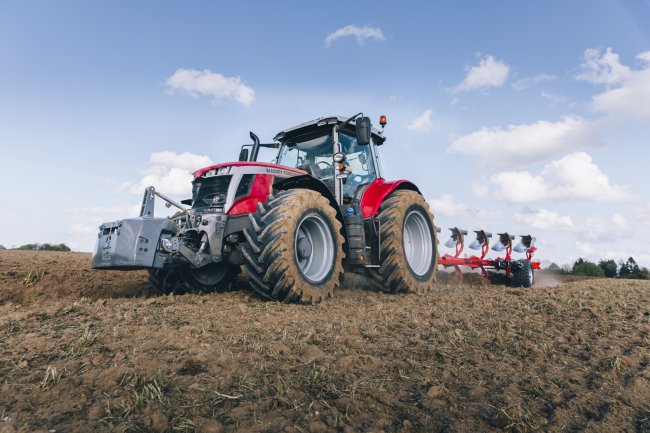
360 178 421 218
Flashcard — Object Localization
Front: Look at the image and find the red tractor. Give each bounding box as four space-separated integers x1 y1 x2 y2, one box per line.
92 113 536 303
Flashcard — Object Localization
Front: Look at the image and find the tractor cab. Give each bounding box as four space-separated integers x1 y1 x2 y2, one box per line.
273 115 386 205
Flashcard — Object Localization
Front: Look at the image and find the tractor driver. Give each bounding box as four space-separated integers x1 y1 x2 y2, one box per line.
338 132 377 202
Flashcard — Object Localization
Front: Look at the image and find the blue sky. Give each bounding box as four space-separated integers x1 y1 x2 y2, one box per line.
1 0 649 267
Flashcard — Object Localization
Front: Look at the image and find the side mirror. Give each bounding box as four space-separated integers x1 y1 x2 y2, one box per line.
238 148 249 161
356 116 371 145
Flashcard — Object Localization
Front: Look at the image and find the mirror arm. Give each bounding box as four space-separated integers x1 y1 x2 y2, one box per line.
335 112 363 133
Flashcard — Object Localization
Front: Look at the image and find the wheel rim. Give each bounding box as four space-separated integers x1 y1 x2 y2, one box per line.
295 212 335 283
528 267 534 286
403 210 433 276
188 263 229 286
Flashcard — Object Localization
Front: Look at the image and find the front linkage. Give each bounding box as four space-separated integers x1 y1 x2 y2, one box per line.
93 185 242 293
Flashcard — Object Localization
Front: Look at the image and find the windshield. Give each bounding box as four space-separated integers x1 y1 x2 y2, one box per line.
277 133 335 181
276 129 378 202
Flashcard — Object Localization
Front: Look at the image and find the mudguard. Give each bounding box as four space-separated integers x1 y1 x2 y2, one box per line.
360 178 420 218
91 217 177 270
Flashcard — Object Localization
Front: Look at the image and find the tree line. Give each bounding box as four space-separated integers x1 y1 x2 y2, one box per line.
0 243 71 252
547 257 649 279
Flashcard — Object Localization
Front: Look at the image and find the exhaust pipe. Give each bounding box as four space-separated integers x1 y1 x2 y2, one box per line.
250 131 260 162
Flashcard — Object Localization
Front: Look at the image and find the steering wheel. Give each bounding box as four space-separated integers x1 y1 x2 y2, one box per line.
316 161 332 171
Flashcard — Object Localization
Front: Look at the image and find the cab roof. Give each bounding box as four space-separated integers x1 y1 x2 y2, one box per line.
273 115 386 144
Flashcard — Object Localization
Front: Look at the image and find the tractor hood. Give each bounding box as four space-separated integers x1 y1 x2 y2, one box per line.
193 161 306 180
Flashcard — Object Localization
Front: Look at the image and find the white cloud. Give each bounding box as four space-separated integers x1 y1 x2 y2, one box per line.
449 116 599 165
574 48 650 121
165 69 255 105
512 73 555 90
407 109 435 132
637 204 650 227
324 25 384 48
126 151 214 197
637 51 650 63
582 217 614 242
540 91 568 106
592 62 650 121
484 152 634 204
515 208 575 230
576 47 631 85
611 213 628 230
580 214 632 243
541 152 634 201
574 240 596 256
428 194 499 219
71 204 141 217
67 223 99 236
454 55 510 93
489 171 549 203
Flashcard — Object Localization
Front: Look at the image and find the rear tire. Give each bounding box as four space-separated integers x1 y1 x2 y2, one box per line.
511 259 534 288
241 189 344 304
371 190 438 293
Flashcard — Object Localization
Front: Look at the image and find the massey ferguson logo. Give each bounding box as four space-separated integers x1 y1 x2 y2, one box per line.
265 168 296 177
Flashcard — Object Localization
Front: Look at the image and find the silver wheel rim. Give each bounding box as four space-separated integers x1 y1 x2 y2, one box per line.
528 267 534 286
403 210 433 276
295 212 335 283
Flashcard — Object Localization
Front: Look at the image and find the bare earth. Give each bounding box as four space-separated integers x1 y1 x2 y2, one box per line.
1 250 649 433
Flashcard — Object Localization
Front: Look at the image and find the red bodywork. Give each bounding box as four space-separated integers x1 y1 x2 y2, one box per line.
193 162 306 216
228 174 274 215
360 178 419 218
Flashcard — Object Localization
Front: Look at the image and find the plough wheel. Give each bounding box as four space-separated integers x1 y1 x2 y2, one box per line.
241 189 344 304
511 259 534 288
371 190 438 293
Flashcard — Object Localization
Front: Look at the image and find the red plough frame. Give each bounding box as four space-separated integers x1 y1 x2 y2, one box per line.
436 228 541 281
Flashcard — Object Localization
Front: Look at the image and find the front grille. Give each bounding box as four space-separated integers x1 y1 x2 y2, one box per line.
191 175 232 211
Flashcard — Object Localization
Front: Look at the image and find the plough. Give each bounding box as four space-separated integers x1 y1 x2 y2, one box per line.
436 227 540 287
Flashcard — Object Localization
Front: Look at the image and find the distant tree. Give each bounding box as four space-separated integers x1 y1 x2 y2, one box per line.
546 262 569 275
598 259 618 278
0 244 5 250
547 262 561 272
18 243 38 250
619 257 636 278
572 258 605 277
17 243 71 252
636 267 650 280
617 257 649 279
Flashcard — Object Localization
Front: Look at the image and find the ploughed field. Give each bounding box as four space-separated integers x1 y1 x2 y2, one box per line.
1 250 649 433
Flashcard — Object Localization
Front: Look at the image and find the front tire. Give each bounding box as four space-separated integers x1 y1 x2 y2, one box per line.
241 189 344 304
372 190 438 293
148 264 185 295
183 263 240 292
